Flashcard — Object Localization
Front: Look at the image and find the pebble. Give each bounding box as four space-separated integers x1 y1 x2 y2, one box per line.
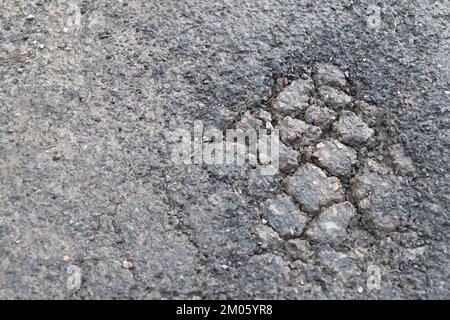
122 260 133 269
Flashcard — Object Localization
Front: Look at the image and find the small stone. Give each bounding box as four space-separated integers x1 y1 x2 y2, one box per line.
263 194 309 239
52 154 62 161
313 139 358 177
278 116 322 149
318 86 352 110
284 164 345 213
63 255 71 262
333 111 374 146
305 202 356 244
304 105 336 128
357 286 364 294
26 15 35 21
122 260 133 269
313 63 348 89
272 79 314 118
261 218 268 225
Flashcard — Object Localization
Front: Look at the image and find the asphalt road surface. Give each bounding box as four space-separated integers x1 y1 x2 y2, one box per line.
0 0 449 299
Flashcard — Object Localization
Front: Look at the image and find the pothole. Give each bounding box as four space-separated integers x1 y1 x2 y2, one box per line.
227 62 415 245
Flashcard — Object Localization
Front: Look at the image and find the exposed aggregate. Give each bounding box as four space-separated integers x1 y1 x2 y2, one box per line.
233 63 409 245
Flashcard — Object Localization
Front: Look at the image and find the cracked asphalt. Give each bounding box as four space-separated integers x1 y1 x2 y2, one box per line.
0 0 449 299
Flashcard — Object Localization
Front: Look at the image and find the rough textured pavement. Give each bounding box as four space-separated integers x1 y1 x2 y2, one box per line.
0 0 449 299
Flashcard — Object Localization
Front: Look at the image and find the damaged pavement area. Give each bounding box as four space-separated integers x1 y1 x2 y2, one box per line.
0 0 449 299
